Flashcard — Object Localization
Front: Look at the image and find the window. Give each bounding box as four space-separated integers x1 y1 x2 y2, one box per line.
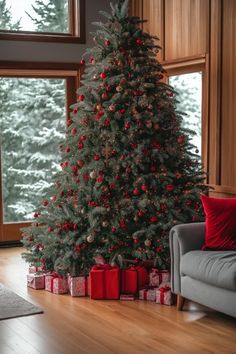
169 72 202 156
163 57 208 172
0 0 85 43
0 64 80 242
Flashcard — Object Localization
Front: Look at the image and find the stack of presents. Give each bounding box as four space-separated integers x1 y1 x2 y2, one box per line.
27 261 173 306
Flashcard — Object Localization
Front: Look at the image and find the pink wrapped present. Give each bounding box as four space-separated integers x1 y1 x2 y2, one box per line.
27 274 45 289
149 269 170 287
45 274 68 294
156 285 173 306
68 275 89 297
139 287 157 301
29 266 44 274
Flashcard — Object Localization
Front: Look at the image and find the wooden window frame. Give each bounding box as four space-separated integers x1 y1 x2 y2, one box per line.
0 0 85 43
162 55 209 182
0 61 81 243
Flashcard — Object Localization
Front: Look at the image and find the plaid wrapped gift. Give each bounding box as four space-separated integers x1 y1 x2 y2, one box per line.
139 287 157 301
156 284 173 306
27 274 45 289
68 275 89 297
45 274 68 294
149 269 170 287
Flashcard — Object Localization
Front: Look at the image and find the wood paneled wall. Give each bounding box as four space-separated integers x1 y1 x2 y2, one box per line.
130 0 236 197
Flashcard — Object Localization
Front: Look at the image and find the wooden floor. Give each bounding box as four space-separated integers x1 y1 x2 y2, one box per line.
0 248 236 354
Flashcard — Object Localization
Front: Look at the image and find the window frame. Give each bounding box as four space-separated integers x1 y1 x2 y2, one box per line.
0 0 85 43
0 61 81 243
162 55 209 182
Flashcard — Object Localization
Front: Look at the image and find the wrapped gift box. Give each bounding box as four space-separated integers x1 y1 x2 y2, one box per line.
139 287 157 302
120 294 135 301
68 275 89 297
156 285 173 306
27 274 45 289
29 266 44 274
90 265 120 300
149 269 170 287
121 266 149 294
45 274 68 294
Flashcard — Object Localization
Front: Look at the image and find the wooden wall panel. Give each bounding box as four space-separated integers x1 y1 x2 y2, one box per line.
164 0 209 61
220 0 236 186
129 0 143 18
143 0 164 61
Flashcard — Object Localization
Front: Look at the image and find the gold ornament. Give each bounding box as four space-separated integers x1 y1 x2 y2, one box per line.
89 171 97 179
102 221 109 227
87 234 95 243
144 239 152 247
116 85 123 92
109 104 116 112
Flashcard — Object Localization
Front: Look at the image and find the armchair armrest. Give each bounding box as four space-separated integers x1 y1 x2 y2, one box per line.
169 222 205 294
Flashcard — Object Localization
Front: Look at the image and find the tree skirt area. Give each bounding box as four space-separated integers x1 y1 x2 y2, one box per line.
0 283 43 320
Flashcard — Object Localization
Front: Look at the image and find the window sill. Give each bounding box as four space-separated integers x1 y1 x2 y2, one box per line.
0 32 85 44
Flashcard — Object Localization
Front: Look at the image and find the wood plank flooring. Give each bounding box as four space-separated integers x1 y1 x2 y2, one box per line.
0 247 236 354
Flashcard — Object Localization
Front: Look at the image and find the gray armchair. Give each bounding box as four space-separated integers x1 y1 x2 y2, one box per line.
169 222 236 318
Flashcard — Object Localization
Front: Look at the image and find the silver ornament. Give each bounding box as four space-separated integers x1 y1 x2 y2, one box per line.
144 239 151 247
102 221 109 227
87 234 95 243
89 171 97 179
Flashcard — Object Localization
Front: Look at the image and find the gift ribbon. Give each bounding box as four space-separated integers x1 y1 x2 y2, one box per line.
159 285 171 304
91 264 118 298
49 273 62 292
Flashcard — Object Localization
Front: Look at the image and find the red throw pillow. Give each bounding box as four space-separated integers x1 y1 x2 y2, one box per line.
201 194 236 250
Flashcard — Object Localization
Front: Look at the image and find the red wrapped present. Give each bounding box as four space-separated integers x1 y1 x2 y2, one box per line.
68 275 89 297
120 294 135 301
149 269 170 287
27 274 45 289
156 284 173 306
45 274 68 294
29 265 44 274
139 287 157 301
121 266 149 294
90 265 120 300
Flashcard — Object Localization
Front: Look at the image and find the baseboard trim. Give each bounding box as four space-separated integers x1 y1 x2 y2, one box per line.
0 240 23 248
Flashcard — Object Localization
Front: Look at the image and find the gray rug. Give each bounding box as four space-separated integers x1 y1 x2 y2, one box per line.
0 283 43 320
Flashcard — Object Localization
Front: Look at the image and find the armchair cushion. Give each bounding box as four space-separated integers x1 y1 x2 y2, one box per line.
180 250 236 291
201 194 236 250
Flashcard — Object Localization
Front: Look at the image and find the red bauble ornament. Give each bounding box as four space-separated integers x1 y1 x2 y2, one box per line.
78 141 84 149
169 91 174 97
131 143 138 149
166 184 174 192
78 94 85 101
141 184 148 192
115 175 121 180
156 246 162 252
120 154 126 160
102 92 108 100
71 128 77 136
159 74 164 80
65 147 70 153
150 165 157 172
134 90 144 96
177 135 185 144
48 226 52 232
138 210 144 217
77 159 85 168
134 239 139 244
95 111 104 120
34 212 39 218
93 154 100 161
104 118 110 126
96 176 104 183
80 135 86 141
119 219 127 229
83 174 89 182
80 59 85 65
100 72 107 80
42 200 48 207
152 141 161 150
109 183 116 190
111 226 117 233
111 149 117 155
119 108 126 115
105 39 111 46
136 39 143 45
73 108 78 114
67 119 73 127
124 122 130 130
150 216 158 223
71 165 78 173
133 188 140 196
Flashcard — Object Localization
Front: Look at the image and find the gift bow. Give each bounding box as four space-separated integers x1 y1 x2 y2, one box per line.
159 285 171 304
49 272 63 292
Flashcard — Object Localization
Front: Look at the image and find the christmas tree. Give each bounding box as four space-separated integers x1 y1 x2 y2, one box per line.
22 0 208 276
